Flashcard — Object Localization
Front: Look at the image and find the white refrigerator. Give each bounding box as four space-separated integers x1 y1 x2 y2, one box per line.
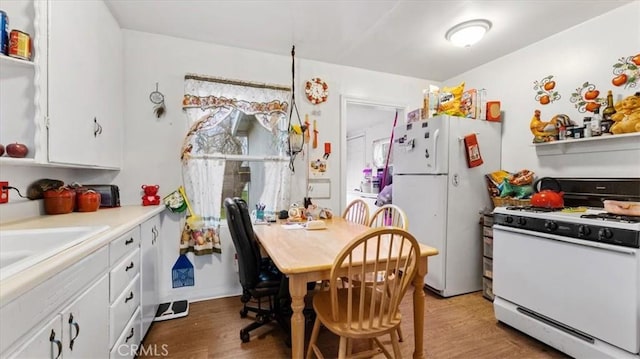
392 115 501 297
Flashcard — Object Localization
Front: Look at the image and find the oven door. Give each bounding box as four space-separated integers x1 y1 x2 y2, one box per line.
493 225 639 354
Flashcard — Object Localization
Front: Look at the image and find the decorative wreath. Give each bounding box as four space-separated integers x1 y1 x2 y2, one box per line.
305 77 329 104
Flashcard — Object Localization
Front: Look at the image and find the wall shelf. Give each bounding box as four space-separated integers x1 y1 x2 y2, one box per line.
0 54 35 69
533 132 640 156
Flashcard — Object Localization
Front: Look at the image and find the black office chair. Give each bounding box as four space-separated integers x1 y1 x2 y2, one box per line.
224 198 288 343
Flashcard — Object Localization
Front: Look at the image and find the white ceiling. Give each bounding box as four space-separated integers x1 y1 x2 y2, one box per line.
105 0 631 81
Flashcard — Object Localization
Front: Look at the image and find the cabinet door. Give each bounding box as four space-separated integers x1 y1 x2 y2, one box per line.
47 0 123 168
62 274 109 358
140 214 161 337
8 315 63 359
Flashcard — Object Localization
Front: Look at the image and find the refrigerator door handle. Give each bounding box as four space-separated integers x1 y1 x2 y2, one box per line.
432 129 440 169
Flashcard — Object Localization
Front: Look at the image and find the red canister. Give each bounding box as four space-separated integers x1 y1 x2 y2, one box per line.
8 29 31 61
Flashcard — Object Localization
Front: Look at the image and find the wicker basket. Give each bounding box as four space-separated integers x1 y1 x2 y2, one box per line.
491 197 531 208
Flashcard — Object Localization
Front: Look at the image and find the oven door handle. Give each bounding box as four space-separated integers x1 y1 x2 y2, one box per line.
493 225 637 255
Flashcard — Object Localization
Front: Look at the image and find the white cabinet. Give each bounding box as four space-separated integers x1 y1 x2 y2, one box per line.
46 0 123 168
61 274 109 358
1 247 109 358
7 316 63 359
140 214 161 337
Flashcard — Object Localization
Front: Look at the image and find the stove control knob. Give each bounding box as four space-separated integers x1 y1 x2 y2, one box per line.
598 228 613 240
505 216 514 224
578 225 591 237
517 217 527 226
544 221 558 231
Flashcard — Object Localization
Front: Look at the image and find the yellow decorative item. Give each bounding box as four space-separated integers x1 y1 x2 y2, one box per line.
610 92 640 134
529 109 557 142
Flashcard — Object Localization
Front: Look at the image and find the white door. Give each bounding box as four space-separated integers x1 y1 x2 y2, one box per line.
8 315 63 359
48 0 123 168
393 174 448 290
62 274 109 358
140 215 161 337
346 135 366 194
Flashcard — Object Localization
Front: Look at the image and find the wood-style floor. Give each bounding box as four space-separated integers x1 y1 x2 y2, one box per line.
140 289 568 358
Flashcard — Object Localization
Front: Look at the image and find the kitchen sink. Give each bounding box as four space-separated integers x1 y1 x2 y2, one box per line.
0 225 110 281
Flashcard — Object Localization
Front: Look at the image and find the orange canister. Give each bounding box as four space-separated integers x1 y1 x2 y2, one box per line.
8 29 31 61
44 187 75 215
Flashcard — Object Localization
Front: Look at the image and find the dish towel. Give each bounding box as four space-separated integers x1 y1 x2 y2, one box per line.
463 133 484 168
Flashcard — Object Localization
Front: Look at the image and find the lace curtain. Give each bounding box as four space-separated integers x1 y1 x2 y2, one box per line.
180 74 291 254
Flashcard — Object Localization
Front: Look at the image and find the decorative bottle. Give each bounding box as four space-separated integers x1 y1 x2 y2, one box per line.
591 108 602 136
602 90 617 121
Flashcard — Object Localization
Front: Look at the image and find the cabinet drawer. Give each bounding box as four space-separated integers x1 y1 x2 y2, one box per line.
483 226 493 238
110 275 140 347
110 228 140 266
110 248 140 303
110 307 141 359
0 246 108 355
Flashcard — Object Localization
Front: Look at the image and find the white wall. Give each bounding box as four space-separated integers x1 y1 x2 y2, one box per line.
118 30 431 302
445 2 640 178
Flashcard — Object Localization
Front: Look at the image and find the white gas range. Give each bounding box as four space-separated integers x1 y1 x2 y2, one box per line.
492 178 640 359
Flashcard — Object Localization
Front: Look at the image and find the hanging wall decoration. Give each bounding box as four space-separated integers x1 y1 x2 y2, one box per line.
150 82 166 118
533 75 560 105
305 77 329 104
570 81 606 113
611 54 640 89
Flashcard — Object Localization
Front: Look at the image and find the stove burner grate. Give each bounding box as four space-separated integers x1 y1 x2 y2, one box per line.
505 206 562 213
580 213 640 224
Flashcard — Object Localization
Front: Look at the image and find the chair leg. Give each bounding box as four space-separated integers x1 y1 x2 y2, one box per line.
397 325 404 342
306 317 322 359
338 336 348 359
390 330 402 359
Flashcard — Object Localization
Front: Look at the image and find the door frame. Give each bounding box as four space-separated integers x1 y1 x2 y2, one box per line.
340 95 406 214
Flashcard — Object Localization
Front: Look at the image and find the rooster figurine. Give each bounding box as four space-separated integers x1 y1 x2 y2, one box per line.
530 109 558 143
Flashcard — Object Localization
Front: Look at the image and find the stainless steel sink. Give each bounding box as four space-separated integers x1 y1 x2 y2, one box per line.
0 225 110 281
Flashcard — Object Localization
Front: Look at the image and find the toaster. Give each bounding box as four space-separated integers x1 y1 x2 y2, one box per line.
84 184 120 208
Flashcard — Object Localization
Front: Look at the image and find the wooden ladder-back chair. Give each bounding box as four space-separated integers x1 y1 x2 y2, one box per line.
368 203 409 342
342 199 370 225
307 227 421 359
369 204 408 230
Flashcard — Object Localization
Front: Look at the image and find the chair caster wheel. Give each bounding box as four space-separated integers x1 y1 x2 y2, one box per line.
239 309 248 318
240 330 250 343
256 313 266 324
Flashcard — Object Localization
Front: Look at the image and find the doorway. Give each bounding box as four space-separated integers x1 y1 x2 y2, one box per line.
340 96 405 213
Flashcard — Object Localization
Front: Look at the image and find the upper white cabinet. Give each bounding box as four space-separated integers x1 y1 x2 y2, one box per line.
0 0 123 169
46 0 123 169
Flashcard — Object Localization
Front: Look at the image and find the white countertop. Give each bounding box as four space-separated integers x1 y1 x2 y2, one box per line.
0 205 165 304
348 190 379 199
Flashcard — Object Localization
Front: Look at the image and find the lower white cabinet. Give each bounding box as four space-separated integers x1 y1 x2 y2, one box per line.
140 214 161 337
62 274 109 358
7 316 62 359
0 211 163 358
7 273 109 359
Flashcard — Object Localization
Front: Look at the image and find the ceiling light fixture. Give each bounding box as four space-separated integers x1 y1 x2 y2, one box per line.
445 19 492 47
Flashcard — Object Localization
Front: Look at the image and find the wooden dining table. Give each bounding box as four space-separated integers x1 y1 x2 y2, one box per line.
253 217 439 359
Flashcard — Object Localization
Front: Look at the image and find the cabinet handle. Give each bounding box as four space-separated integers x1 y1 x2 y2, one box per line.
125 291 134 303
125 327 135 343
125 262 134 271
68 313 80 350
49 329 62 359
125 238 134 245
93 117 103 137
